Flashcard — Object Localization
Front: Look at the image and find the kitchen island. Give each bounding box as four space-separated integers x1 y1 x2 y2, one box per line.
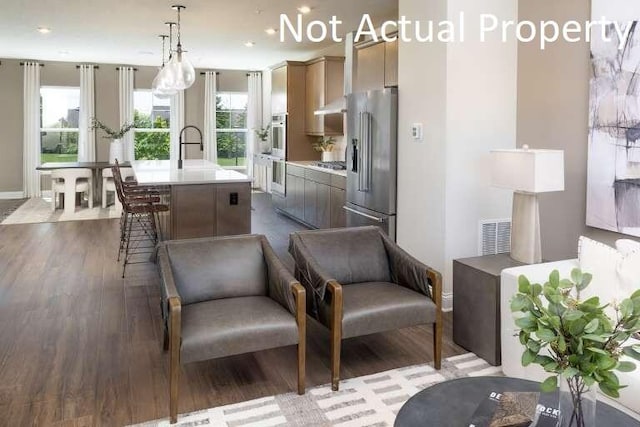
131 160 251 240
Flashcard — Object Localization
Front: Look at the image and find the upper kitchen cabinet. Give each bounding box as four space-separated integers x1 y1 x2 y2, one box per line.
270 61 318 161
354 39 398 92
305 56 345 136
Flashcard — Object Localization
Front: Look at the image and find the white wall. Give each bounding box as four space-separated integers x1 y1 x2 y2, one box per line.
397 0 517 310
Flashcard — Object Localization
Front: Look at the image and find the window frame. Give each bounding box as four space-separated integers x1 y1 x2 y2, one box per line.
40 85 81 163
216 91 248 170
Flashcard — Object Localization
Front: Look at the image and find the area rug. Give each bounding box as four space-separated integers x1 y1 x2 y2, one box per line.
1 197 121 225
130 353 502 427
0 198 28 222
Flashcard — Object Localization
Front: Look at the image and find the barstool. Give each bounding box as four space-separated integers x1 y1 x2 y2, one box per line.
102 167 134 210
112 161 169 277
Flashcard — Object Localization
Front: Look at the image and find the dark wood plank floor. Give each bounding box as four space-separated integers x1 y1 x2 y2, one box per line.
0 194 465 426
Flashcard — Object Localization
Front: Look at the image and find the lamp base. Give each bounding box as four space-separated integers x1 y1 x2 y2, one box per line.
510 191 542 264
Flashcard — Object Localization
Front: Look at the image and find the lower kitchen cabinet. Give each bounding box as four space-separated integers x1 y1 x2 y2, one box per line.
330 187 346 228
278 164 346 229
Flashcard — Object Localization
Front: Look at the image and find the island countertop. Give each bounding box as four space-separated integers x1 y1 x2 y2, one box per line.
131 159 251 185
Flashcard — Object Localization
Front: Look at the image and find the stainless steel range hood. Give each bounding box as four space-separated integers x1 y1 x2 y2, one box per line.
314 97 347 115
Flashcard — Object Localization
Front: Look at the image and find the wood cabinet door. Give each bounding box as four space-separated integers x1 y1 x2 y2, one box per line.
171 184 216 239
330 186 346 228
316 183 331 229
305 61 324 135
384 39 398 87
355 43 385 93
216 183 251 236
304 179 318 226
271 65 287 114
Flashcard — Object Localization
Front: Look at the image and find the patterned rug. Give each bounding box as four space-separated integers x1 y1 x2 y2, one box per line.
0 198 28 222
1 197 121 225
130 353 502 427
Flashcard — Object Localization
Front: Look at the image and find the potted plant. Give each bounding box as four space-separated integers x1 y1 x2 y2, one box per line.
512 269 640 427
91 118 135 163
255 124 271 154
312 136 336 162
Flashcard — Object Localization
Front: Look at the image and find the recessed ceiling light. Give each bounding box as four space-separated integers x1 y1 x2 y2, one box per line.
265 28 278 35
245 41 255 47
37 27 51 34
138 50 155 56
58 50 70 56
297 5 311 14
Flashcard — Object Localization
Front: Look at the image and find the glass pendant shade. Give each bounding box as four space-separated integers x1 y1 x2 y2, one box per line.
164 49 195 90
152 66 177 98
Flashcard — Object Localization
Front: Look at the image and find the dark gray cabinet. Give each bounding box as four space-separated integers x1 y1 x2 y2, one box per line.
279 164 346 229
330 187 346 228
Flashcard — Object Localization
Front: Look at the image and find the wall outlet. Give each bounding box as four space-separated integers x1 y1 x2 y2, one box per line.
411 123 423 142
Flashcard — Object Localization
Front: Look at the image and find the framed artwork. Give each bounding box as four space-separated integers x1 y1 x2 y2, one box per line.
587 2 640 236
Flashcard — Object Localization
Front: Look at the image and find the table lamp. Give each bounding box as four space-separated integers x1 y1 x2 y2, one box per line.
490 145 565 264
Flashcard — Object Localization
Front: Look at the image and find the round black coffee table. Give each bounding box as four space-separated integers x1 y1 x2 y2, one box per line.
394 376 639 427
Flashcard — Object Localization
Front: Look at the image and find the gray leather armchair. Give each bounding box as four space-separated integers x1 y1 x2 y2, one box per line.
158 235 306 424
289 226 442 391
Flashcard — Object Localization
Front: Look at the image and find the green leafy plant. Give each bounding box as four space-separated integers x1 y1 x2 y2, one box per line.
512 269 640 425
255 124 270 142
312 136 336 153
91 118 135 140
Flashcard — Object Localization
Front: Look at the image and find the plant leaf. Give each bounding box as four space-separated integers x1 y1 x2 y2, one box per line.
562 367 579 378
623 346 640 362
527 340 541 353
536 328 556 342
617 361 637 372
541 375 557 392
549 270 560 288
511 295 528 312
518 275 531 294
564 310 584 321
599 382 620 398
587 346 608 355
559 279 574 289
571 268 583 286
620 299 633 319
522 350 536 366
531 283 543 298
584 318 599 334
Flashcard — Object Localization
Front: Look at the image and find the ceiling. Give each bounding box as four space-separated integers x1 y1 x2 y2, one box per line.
0 0 398 70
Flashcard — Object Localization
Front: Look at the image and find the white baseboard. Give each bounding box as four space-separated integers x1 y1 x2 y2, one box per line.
0 191 25 199
442 292 453 312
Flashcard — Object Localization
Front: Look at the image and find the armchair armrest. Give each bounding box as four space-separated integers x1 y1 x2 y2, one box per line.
261 237 303 315
288 233 337 301
157 244 182 329
380 232 438 302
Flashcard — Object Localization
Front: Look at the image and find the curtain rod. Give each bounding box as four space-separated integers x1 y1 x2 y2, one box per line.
115 67 138 71
19 62 44 66
199 71 220 75
76 65 100 69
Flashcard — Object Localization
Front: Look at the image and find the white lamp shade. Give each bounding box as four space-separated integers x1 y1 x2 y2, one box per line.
491 148 565 193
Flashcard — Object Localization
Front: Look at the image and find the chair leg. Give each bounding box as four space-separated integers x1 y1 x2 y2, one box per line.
169 301 181 424
297 320 306 395
51 191 56 212
433 321 442 370
102 179 107 209
331 324 341 391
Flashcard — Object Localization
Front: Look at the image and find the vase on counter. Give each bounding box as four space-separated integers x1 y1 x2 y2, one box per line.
109 139 124 164
321 151 332 162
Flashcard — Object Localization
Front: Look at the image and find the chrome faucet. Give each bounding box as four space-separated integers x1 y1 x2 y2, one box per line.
178 125 204 169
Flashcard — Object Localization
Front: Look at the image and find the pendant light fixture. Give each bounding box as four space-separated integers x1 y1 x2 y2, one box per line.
152 32 176 98
163 5 196 91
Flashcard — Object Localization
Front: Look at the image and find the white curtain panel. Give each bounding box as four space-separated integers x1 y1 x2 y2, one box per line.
23 62 41 198
246 72 263 179
78 65 96 162
203 71 218 163
170 90 185 168
118 66 135 161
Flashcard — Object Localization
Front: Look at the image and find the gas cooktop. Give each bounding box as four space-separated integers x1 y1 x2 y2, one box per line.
315 161 347 170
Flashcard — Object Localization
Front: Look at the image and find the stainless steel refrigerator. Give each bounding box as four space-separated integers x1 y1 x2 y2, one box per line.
345 88 398 239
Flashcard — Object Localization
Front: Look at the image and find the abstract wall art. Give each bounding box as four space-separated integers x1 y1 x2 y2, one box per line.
587 3 640 237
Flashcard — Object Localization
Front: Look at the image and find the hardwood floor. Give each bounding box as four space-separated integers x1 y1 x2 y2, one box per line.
0 195 466 426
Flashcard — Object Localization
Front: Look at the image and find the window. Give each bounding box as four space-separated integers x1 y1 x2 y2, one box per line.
133 90 170 160
40 87 80 163
216 92 248 169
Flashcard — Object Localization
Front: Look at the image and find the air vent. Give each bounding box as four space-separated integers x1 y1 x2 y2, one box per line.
479 219 511 256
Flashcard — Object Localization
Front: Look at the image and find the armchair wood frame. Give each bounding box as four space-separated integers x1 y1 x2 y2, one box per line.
159 242 306 424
